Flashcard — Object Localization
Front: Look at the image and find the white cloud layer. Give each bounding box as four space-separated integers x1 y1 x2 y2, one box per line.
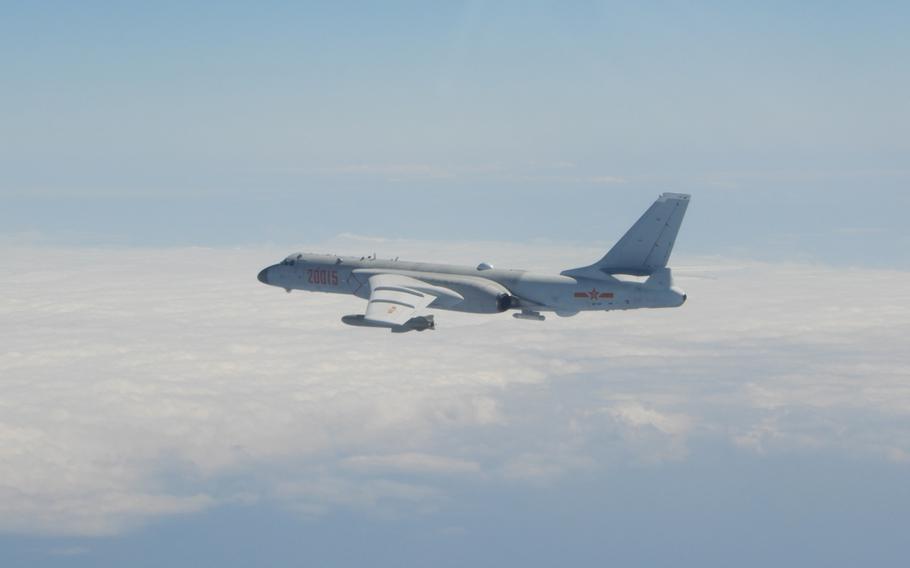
1 239 909 535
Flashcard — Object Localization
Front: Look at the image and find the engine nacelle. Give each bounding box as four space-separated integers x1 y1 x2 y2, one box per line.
445 279 517 313
497 293 518 312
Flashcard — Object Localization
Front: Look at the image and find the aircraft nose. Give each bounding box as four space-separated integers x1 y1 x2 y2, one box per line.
257 267 270 284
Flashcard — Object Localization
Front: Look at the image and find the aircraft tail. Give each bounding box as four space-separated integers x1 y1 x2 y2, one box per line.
562 193 690 278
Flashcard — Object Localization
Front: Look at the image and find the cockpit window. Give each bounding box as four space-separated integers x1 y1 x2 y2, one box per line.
281 253 304 266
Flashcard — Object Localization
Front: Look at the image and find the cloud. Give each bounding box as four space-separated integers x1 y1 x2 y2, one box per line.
503 173 627 185
342 453 482 476
267 162 508 181
0 242 909 535
47 546 91 557
273 477 444 518
250 162 626 185
608 403 692 437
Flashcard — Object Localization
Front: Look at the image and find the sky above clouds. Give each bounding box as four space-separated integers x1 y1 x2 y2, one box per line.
1 1 909 566
1 1 908 266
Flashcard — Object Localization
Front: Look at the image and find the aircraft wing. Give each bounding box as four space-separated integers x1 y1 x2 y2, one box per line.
363 274 450 327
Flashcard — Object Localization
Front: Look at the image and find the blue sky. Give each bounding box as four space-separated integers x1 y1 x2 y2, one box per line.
2 1 908 265
2 2 910 566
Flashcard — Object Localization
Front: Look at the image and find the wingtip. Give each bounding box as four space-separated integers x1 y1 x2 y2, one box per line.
659 192 691 201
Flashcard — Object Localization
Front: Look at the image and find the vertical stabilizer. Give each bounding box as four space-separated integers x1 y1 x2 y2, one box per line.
562 193 690 277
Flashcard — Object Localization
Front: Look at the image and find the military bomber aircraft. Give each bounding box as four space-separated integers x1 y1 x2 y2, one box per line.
257 193 690 332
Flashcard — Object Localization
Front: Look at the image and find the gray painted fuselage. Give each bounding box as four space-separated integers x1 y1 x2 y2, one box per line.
257 252 686 316
258 193 691 326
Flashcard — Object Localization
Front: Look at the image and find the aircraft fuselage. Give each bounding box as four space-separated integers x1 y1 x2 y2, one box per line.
258 193 690 330
258 252 686 317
